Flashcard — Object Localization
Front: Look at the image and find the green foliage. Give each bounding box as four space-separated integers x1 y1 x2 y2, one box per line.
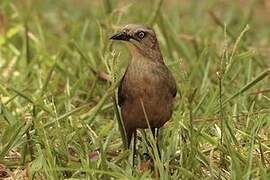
0 0 270 179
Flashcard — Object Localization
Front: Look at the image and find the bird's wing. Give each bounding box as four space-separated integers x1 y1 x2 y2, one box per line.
168 70 177 98
118 75 126 106
159 64 177 98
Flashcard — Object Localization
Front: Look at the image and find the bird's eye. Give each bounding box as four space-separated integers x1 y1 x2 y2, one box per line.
138 31 145 39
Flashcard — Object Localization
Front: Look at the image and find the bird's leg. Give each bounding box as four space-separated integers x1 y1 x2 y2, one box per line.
151 128 156 138
151 128 161 159
127 129 137 167
132 130 137 166
127 130 133 149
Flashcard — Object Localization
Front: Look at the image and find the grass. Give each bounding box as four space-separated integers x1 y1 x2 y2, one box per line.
0 0 270 179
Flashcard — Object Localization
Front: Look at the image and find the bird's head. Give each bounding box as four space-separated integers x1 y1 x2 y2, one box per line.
110 24 163 61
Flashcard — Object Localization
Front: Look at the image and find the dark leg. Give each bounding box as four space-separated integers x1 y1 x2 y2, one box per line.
151 128 161 159
132 130 137 166
127 129 137 166
127 130 133 149
151 128 157 138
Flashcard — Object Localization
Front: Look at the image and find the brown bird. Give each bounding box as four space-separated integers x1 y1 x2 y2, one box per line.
110 24 177 152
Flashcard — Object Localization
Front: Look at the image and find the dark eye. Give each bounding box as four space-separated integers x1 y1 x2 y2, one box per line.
138 31 145 39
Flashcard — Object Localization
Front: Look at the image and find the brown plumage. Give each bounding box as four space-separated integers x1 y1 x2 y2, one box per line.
110 24 177 148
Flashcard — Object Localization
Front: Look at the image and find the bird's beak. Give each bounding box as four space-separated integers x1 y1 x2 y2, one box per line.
110 32 130 41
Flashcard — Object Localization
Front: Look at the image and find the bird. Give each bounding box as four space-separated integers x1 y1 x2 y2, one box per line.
110 24 177 154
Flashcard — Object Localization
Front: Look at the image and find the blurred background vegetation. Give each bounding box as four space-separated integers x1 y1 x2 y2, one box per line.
0 0 269 179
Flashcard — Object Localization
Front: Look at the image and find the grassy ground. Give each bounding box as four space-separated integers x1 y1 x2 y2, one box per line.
0 0 270 179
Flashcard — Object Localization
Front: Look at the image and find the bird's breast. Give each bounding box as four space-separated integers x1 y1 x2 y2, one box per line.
120 58 175 129
123 60 170 100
